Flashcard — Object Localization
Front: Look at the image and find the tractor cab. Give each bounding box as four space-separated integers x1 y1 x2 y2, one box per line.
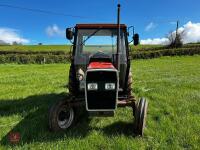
73 24 127 66
65 23 140 113
68 24 130 95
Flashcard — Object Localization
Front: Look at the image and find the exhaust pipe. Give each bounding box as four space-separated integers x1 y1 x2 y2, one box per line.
116 4 121 71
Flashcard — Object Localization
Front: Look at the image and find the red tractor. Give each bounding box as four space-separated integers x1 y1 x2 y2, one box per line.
49 4 148 136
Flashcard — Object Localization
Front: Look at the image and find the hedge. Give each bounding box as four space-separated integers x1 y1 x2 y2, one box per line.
0 47 200 64
131 47 200 59
0 54 70 64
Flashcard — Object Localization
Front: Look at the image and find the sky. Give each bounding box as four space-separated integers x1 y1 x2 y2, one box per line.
0 0 200 45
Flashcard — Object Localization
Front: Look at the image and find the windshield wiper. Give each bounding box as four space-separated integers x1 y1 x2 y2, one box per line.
80 28 102 46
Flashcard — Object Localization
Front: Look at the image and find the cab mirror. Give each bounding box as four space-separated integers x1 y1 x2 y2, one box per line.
133 33 139 46
66 28 74 40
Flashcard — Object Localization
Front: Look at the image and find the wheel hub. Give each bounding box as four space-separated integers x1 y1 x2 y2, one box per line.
57 106 74 129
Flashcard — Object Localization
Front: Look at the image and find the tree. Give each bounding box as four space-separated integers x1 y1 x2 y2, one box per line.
12 41 18 45
12 41 22 45
167 30 184 48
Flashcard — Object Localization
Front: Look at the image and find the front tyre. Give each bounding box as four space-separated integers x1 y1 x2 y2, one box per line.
49 99 76 131
134 97 148 136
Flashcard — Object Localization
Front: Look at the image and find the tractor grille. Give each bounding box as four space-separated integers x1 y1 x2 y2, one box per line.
85 70 118 111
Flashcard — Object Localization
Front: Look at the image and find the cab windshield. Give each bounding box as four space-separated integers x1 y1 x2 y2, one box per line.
76 29 126 57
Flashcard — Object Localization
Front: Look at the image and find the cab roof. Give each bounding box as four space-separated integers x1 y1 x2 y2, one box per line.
75 24 127 29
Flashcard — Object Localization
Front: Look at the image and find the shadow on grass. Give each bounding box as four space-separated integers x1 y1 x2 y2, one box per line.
90 121 136 137
101 121 136 137
0 93 90 146
0 93 136 146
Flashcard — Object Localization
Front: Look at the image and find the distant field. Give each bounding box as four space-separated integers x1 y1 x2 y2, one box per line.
0 56 199 149
132 44 164 51
0 45 71 52
0 44 159 52
0 44 165 52
1 43 200 52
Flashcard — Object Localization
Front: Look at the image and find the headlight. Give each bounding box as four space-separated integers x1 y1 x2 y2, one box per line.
87 83 98 90
77 68 85 81
105 83 115 90
77 74 84 81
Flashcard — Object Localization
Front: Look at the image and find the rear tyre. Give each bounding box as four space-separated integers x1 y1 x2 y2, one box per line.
127 69 133 98
49 99 76 132
134 97 148 136
68 65 78 96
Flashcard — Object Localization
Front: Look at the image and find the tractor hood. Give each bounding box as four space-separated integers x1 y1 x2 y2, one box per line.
85 61 119 112
88 62 115 70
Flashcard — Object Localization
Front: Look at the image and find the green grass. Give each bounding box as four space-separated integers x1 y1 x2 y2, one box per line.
0 44 162 52
0 43 200 52
132 44 164 51
0 45 71 52
0 56 200 149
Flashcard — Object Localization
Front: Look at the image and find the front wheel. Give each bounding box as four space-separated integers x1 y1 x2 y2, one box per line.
49 99 76 131
134 97 148 136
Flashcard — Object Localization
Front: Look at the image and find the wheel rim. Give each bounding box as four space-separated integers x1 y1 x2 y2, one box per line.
57 105 74 129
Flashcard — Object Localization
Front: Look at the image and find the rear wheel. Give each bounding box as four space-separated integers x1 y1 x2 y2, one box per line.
134 97 148 136
127 68 133 98
68 65 78 96
49 99 76 131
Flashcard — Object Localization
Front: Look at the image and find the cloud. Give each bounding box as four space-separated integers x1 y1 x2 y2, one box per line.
141 21 200 45
179 21 200 44
46 24 65 37
145 22 157 31
0 40 8 45
141 38 169 45
0 28 29 44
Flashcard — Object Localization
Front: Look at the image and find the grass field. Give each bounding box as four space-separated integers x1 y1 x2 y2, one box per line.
0 56 200 149
0 45 71 52
1 43 200 52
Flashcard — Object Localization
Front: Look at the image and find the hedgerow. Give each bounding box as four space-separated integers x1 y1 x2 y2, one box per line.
0 54 70 64
0 47 200 64
131 47 200 59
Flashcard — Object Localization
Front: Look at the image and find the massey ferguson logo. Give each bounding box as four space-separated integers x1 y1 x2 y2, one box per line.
8 132 20 144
